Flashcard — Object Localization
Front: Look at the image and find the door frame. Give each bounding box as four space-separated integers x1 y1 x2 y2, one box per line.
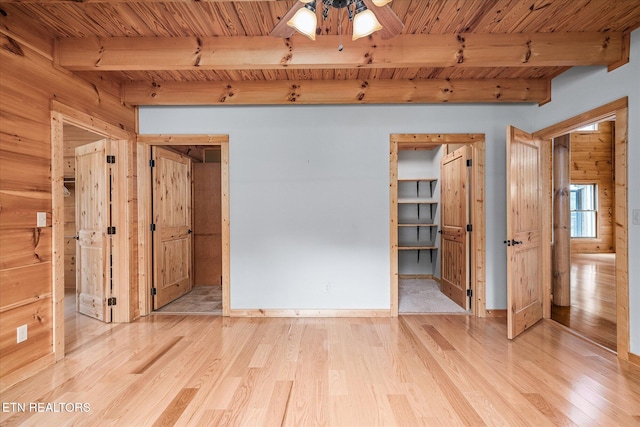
51 101 136 360
136 135 230 317
532 97 630 360
390 134 486 317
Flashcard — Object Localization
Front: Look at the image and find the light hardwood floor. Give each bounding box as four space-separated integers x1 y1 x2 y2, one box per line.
2 301 639 426
552 253 617 351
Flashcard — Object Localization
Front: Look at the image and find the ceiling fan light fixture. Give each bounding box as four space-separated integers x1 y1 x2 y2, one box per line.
352 1 383 40
287 1 318 40
372 0 393 6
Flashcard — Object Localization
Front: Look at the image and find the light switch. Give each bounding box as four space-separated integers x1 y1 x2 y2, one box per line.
633 209 640 225
37 212 47 227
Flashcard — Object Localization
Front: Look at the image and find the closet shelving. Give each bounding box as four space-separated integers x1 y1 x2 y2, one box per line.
397 178 438 260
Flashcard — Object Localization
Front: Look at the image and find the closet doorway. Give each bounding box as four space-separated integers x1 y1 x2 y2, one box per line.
389 134 486 317
137 135 230 317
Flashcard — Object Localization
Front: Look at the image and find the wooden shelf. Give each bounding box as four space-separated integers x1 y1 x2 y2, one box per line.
398 246 438 250
397 178 437 182
398 223 438 227
398 198 437 204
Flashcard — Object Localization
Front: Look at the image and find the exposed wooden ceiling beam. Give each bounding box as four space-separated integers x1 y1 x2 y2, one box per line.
1 0 286 2
56 32 623 71
122 78 549 105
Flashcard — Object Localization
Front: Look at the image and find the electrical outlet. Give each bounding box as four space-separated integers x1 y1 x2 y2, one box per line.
323 283 331 293
37 212 47 227
633 209 640 225
17 325 27 343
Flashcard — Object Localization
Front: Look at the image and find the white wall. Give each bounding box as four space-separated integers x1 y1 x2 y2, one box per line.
139 103 534 310
533 28 640 354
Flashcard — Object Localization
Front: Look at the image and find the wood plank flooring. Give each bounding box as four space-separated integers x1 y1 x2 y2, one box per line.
2 301 639 426
552 253 617 351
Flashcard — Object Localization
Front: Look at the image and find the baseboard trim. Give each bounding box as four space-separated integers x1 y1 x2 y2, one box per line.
485 309 507 318
230 309 390 318
629 352 640 367
399 274 434 280
0 352 55 393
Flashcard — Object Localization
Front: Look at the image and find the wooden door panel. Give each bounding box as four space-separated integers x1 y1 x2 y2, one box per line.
75 139 110 322
440 146 470 310
440 237 465 304
77 241 106 319
153 147 193 309
506 126 544 339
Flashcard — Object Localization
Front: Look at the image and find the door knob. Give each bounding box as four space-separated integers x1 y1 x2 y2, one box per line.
512 240 523 245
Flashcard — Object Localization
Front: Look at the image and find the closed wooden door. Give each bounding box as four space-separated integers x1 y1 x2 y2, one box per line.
153 147 193 309
440 146 471 310
75 139 112 322
506 126 545 339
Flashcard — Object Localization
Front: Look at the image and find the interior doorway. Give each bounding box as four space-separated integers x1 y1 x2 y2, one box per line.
61 124 113 353
549 120 617 351
136 135 230 317
150 145 223 315
390 134 486 317
532 97 629 359
51 102 136 360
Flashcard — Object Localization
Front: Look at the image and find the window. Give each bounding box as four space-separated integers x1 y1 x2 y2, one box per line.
575 123 598 131
570 184 597 238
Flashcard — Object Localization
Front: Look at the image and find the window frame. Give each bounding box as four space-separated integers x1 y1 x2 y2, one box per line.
569 182 598 239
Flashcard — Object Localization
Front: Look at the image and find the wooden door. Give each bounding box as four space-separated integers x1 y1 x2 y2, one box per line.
506 126 544 339
152 147 193 309
440 146 471 309
75 139 112 322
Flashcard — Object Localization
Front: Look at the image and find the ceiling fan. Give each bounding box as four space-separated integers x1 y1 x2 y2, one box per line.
270 0 404 42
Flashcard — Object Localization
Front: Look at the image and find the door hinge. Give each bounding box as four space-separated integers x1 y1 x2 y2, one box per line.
151 287 157 296
106 155 116 164
150 223 156 231
107 297 117 306
466 289 473 297
107 226 116 235
149 159 156 168
467 224 472 232
466 159 472 167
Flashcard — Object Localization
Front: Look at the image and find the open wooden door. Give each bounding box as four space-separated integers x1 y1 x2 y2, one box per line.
440 146 471 310
152 147 193 309
506 126 545 339
75 139 113 322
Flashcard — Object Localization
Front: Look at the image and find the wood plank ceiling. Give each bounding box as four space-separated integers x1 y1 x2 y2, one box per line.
1 0 639 105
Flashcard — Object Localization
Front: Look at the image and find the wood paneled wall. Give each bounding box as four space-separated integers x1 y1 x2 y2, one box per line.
0 32 135 386
193 162 222 286
570 121 615 253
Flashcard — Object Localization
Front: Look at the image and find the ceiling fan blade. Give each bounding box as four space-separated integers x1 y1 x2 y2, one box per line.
363 0 404 40
270 2 305 38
